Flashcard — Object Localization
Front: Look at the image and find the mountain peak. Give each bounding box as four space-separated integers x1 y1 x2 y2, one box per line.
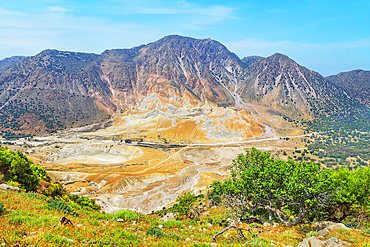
269 53 292 61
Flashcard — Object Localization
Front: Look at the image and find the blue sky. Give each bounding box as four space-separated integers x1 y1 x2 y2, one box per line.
0 0 369 76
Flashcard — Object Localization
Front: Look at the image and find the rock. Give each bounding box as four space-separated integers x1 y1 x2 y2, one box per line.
325 237 351 246
317 228 330 238
226 218 236 227
63 237 73 243
159 213 176 222
326 223 349 232
158 225 164 229
0 184 21 192
207 223 213 228
297 236 351 247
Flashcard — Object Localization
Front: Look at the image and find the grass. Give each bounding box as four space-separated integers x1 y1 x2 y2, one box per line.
1 190 370 246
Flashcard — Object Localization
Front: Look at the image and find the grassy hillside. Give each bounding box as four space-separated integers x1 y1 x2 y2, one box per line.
0 190 370 246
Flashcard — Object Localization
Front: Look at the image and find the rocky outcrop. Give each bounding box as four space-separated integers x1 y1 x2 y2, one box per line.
297 222 351 247
297 237 350 247
0 184 21 192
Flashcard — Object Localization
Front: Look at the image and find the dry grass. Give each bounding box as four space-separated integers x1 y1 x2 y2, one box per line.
1 190 370 246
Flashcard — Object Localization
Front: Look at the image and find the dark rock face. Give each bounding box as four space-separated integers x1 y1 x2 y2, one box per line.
327 69 370 105
0 35 365 135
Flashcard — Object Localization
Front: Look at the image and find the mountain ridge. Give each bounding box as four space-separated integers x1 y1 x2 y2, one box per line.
0 35 368 137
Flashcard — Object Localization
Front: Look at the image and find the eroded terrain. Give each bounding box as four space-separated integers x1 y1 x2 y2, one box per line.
20 105 304 213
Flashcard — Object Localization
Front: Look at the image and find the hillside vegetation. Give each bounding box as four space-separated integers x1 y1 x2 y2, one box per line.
1 146 370 246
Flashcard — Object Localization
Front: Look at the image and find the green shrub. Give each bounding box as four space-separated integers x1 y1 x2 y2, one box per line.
30 163 51 182
210 148 337 226
114 210 141 221
0 146 50 191
163 219 183 228
76 195 100 211
306 231 318 237
329 167 370 222
193 243 212 247
0 202 6 215
48 182 65 197
47 199 79 216
26 192 47 201
166 232 182 240
5 180 21 188
146 226 164 238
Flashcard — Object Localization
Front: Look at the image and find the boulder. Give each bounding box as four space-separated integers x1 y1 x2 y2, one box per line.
297 236 350 247
317 228 330 238
159 213 176 222
0 184 21 192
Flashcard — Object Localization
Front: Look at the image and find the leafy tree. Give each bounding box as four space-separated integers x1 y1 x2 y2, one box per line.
329 167 370 224
210 148 337 227
0 145 50 191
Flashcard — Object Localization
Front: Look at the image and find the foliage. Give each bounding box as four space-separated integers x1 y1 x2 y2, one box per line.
114 209 142 221
163 219 183 228
0 202 6 215
166 232 182 240
1 189 370 246
30 163 51 182
0 146 50 191
210 148 337 227
47 182 65 197
53 193 100 211
47 199 79 216
153 192 205 220
146 226 164 238
306 231 318 237
5 180 21 188
327 167 370 224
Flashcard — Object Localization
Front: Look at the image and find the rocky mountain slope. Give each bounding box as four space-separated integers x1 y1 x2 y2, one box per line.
0 56 24 73
0 35 367 137
327 69 370 106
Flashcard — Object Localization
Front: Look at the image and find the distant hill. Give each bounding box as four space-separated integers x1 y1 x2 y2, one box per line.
0 35 368 136
326 69 370 106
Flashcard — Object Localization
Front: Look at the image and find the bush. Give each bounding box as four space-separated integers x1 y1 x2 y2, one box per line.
48 182 65 197
329 167 370 223
5 180 21 188
59 194 101 211
146 226 164 238
47 199 79 216
163 219 183 228
114 210 142 221
166 192 204 220
0 146 50 191
166 232 182 240
210 148 337 226
0 202 7 215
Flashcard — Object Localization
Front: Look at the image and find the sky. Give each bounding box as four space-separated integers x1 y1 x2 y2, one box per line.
0 0 369 76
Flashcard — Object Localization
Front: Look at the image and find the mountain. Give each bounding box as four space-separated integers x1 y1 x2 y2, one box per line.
239 53 352 118
0 56 25 73
241 56 264 67
326 69 370 106
0 35 366 137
